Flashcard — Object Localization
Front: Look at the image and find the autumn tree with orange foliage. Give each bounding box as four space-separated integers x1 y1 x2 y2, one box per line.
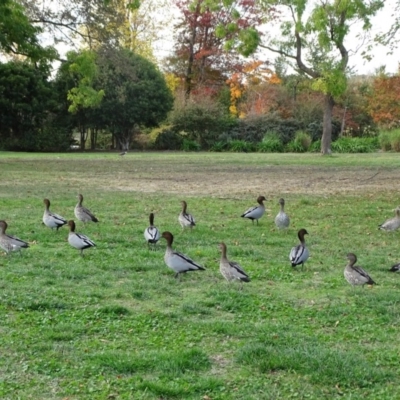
166 0 263 101
227 60 282 117
368 72 400 128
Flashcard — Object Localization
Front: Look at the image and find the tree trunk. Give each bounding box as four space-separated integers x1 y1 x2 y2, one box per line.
321 94 334 155
184 1 200 102
79 126 87 150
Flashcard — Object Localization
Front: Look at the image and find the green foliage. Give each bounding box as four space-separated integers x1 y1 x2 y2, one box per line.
331 137 379 153
228 139 254 152
181 138 201 152
309 139 322 152
257 132 284 152
378 131 392 151
219 114 301 145
153 129 183 150
390 131 400 152
0 0 56 62
209 141 228 152
286 131 312 153
0 61 71 151
171 99 234 149
66 51 105 113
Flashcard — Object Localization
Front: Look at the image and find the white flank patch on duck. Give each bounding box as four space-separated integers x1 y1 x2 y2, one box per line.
275 198 290 229
144 212 161 249
241 196 266 225
378 207 400 231
43 198 67 231
67 220 96 256
178 200 196 229
74 194 99 224
289 228 309 269
161 231 205 278
0 220 29 255
344 253 376 286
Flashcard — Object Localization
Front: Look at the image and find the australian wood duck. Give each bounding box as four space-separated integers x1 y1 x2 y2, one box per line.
161 231 205 278
344 253 376 286
289 228 309 269
67 220 96 256
241 196 266 225
144 212 161 249
378 208 400 231
275 198 290 229
74 194 99 224
43 198 67 231
0 220 29 254
178 201 196 229
219 242 250 287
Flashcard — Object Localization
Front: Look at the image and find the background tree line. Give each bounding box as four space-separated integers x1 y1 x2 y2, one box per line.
0 0 399 153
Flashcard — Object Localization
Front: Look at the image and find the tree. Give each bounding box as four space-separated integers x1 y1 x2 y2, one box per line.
168 0 262 100
0 61 70 151
95 47 174 149
207 0 384 154
21 0 120 51
368 71 400 128
0 0 55 61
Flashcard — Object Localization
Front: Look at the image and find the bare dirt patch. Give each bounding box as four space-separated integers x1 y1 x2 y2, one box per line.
2 154 399 198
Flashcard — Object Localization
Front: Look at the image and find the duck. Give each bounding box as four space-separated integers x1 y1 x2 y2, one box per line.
378 207 400 231
241 195 266 225
178 200 196 229
275 198 290 229
74 194 99 224
161 231 205 278
67 220 96 256
344 253 376 286
43 198 67 231
219 242 250 287
289 228 309 269
144 212 161 249
0 220 29 254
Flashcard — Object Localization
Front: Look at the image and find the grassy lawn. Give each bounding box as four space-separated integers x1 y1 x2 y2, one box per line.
1 151 400 399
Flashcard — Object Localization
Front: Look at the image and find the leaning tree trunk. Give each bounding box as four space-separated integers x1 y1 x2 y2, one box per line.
321 94 335 155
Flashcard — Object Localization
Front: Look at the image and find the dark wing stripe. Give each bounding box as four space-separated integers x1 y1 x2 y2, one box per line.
229 261 249 278
173 251 205 270
241 206 257 217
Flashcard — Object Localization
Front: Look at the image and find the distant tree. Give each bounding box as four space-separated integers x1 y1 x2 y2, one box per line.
368 71 400 128
0 61 70 151
168 0 262 100
207 0 384 154
95 47 174 149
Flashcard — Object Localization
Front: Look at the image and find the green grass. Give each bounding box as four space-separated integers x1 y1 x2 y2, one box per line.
1 151 400 399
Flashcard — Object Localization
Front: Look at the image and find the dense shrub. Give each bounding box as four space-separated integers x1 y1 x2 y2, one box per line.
331 137 379 153
286 131 312 152
217 114 303 146
309 139 322 153
257 132 284 152
171 99 235 149
228 140 254 152
181 138 201 151
306 119 341 142
153 129 183 150
209 141 228 152
390 130 400 152
378 131 392 151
